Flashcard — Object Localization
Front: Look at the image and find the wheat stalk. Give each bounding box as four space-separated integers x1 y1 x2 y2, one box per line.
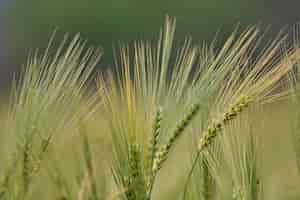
79 124 99 200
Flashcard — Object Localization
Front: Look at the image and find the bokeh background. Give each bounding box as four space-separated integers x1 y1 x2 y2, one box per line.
1 0 300 93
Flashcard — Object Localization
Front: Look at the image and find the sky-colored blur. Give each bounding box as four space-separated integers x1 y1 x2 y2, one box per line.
0 0 300 91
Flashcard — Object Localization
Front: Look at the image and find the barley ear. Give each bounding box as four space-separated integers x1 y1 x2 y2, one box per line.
151 106 163 163
125 144 147 200
22 141 33 196
147 106 162 178
198 96 252 152
152 103 200 174
145 106 162 186
183 96 252 199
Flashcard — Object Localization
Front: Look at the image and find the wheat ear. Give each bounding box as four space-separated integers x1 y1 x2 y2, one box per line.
182 96 251 199
149 107 163 174
22 141 33 196
198 96 252 152
152 103 200 174
145 103 201 199
145 103 200 199
146 107 163 196
125 144 147 200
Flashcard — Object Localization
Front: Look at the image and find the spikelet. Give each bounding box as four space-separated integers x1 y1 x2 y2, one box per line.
22 141 33 196
152 106 163 158
152 103 200 174
125 144 147 200
198 96 252 152
146 107 163 187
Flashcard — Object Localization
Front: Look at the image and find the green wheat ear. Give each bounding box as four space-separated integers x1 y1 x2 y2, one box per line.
182 96 252 199
152 103 200 174
198 96 252 152
147 107 162 186
125 144 147 200
146 103 200 199
149 104 200 197
149 106 163 168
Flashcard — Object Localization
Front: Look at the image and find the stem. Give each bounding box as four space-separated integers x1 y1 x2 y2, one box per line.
147 172 158 200
182 151 201 200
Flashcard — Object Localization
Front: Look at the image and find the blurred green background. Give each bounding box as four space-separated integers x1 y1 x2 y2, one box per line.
1 0 300 92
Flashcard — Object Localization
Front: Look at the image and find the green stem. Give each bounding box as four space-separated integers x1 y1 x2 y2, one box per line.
182 152 200 200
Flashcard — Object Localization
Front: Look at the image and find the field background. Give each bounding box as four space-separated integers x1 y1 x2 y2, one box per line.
1 0 300 91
